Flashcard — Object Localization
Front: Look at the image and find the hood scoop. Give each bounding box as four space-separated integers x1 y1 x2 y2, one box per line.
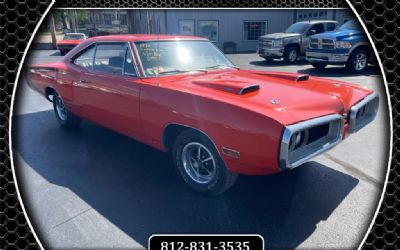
192 79 260 95
251 71 310 82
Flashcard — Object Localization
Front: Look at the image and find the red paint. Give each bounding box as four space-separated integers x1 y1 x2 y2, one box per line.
56 39 83 46
26 35 374 175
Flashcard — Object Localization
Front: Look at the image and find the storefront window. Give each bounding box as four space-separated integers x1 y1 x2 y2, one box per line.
197 21 218 42
243 21 267 41
179 20 195 36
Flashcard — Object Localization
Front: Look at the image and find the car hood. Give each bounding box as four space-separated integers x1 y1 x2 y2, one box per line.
310 29 364 40
153 69 372 125
260 33 300 40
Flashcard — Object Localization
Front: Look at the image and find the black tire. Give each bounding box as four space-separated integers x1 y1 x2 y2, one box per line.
283 46 299 64
172 129 238 195
346 48 369 73
53 92 82 128
311 63 327 70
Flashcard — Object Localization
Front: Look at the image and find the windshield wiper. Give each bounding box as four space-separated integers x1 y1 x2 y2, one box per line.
206 65 240 70
158 69 208 75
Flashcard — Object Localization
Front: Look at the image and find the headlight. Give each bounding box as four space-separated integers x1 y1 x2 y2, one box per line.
273 39 283 47
289 130 308 151
335 41 352 49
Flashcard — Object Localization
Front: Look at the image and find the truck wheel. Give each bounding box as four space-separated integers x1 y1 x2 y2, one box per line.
346 48 368 73
311 63 327 70
172 129 238 195
53 92 82 128
283 46 299 64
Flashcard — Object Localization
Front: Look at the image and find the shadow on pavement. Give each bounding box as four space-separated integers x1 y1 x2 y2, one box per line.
13 110 359 249
298 65 380 78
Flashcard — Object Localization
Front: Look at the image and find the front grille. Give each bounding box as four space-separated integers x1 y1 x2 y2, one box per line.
280 114 344 169
309 38 335 50
259 39 273 47
349 93 379 133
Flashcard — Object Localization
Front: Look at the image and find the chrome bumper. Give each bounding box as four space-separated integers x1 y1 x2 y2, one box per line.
258 47 284 57
306 51 349 63
279 114 344 170
349 93 379 133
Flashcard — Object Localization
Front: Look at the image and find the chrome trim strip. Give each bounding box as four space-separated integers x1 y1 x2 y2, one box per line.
279 114 344 170
349 92 379 133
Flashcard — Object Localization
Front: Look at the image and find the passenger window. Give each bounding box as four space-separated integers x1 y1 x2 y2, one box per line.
74 46 95 70
124 48 137 76
94 43 126 75
327 23 336 31
310 23 325 34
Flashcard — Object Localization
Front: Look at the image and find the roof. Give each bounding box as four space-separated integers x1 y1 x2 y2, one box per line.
87 34 208 42
296 20 338 24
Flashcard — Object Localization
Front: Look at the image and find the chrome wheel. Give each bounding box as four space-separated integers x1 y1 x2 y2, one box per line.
181 142 216 184
55 95 67 121
353 52 367 71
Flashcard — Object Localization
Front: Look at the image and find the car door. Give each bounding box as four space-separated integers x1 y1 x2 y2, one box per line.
74 42 142 135
301 23 326 53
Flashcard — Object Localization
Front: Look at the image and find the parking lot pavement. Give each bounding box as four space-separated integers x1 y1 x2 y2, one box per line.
13 50 390 249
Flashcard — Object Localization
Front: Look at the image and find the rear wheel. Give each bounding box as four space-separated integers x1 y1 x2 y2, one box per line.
172 129 238 195
311 63 327 70
283 46 299 64
53 92 82 128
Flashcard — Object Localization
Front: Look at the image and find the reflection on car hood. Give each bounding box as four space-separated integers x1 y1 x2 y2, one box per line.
260 33 300 39
310 29 364 40
154 69 372 125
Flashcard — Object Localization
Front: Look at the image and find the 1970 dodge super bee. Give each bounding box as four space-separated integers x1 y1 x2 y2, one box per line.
26 35 379 195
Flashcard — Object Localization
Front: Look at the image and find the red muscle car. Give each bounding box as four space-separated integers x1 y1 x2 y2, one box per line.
57 33 87 56
26 35 379 195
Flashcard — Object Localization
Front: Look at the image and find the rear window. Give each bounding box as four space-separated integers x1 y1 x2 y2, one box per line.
64 34 85 40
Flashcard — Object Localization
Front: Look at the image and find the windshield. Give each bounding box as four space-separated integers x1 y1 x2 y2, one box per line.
64 34 85 40
285 23 309 33
135 40 235 77
339 20 361 31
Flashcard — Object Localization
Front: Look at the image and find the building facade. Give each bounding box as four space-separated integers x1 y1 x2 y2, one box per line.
79 9 354 53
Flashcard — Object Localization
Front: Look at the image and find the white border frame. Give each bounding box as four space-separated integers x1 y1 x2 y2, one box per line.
8 5 392 250
148 234 265 250
9 1 56 249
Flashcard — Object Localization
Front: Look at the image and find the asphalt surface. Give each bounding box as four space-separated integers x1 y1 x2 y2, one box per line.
12 50 390 249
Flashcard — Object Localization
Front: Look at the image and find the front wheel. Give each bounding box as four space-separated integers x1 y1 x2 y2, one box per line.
53 92 82 128
172 130 238 195
283 46 299 64
346 48 368 73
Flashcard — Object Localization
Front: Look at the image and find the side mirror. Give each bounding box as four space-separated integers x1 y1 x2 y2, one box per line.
307 29 317 36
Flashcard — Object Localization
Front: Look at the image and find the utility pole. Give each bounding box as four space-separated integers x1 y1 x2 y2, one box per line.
49 12 57 49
